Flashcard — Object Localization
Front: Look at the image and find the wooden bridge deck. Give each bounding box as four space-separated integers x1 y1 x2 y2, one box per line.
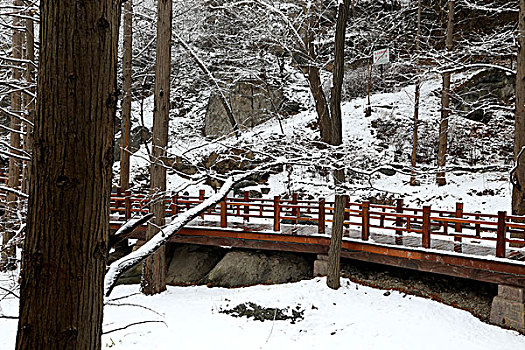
110 192 525 289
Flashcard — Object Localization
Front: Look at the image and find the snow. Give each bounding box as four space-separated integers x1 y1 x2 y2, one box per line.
123 72 513 218
3 275 523 349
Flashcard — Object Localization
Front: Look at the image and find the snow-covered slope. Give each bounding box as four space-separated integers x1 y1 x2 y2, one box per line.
3 275 522 349
124 73 513 214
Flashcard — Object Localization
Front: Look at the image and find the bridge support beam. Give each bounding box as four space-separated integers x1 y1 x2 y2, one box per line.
490 285 525 333
314 254 328 276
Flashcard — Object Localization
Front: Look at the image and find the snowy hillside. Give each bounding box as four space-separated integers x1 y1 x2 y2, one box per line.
122 72 513 214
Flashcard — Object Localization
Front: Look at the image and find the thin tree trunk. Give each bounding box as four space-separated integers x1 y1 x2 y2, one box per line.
410 0 422 186
15 0 120 348
327 191 346 288
21 11 35 195
141 0 171 295
120 0 133 191
512 0 525 215
1 0 24 271
326 0 350 290
436 0 454 186
304 5 332 144
307 66 332 143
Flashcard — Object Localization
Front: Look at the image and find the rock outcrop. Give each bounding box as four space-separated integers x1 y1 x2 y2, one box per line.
202 250 312 287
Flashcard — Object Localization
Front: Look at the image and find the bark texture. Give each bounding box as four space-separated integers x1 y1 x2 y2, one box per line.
141 0 172 295
120 0 133 190
512 0 525 215
326 0 350 290
1 0 24 271
15 0 120 348
436 0 454 186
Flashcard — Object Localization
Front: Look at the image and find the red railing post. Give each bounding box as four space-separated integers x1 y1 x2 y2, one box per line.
380 207 385 228
273 196 281 232
291 193 298 223
362 201 370 240
395 198 404 235
318 198 326 234
171 194 178 216
124 190 132 220
244 190 250 221
199 189 205 219
454 202 463 253
496 211 506 258
344 196 350 228
116 187 123 219
220 199 227 228
422 205 431 248
455 202 463 232
475 214 481 238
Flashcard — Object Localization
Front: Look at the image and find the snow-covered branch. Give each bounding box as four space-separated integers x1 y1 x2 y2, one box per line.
104 161 283 297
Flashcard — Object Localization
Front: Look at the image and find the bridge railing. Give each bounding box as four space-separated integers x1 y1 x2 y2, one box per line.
108 189 525 259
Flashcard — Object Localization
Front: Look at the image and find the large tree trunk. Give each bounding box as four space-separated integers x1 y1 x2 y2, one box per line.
1 0 24 271
141 0 171 295
512 0 525 215
410 0 422 186
326 0 350 290
15 0 120 349
436 0 454 186
120 0 133 190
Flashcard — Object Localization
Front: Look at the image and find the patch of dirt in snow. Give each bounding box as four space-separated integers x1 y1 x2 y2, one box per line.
219 301 305 324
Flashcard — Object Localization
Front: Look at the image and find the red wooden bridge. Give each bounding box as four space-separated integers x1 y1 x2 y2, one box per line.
110 188 525 288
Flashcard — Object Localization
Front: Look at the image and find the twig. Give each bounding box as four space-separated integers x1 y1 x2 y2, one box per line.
264 307 278 345
0 315 18 319
103 320 166 335
106 292 141 302
0 285 19 300
105 302 164 317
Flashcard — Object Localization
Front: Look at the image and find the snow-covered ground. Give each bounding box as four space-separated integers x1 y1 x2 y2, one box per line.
121 73 513 216
2 275 523 349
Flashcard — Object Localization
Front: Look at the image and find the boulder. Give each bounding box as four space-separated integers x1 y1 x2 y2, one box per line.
117 262 143 285
114 125 151 162
166 244 226 285
202 250 313 287
453 69 515 122
204 80 285 138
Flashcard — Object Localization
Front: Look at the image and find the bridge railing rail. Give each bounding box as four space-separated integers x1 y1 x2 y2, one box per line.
110 189 525 259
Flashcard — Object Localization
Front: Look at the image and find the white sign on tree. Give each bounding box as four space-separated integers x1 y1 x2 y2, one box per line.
373 48 390 65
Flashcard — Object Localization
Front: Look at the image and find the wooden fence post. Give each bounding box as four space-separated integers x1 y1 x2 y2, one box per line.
199 189 205 219
171 194 178 216
475 214 481 238
318 198 326 234
274 196 281 232
362 201 370 240
124 190 132 220
422 205 431 248
395 198 404 235
496 211 506 258
244 190 250 221
220 199 228 228
291 193 298 223
116 187 123 218
344 196 350 228
454 202 463 252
